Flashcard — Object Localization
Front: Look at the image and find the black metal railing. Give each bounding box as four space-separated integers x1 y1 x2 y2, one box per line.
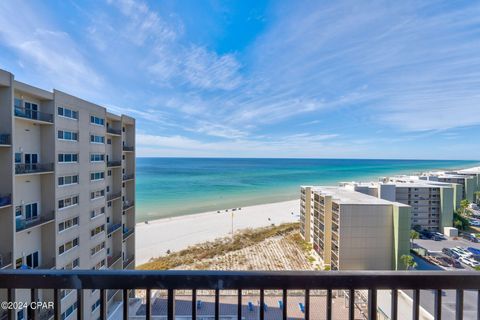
16 212 55 232
107 127 122 135
107 192 121 201
107 223 122 235
15 163 54 175
0 133 10 145
14 106 54 123
107 160 121 167
123 145 134 152
123 201 135 211
123 227 134 241
0 194 12 208
0 271 479 320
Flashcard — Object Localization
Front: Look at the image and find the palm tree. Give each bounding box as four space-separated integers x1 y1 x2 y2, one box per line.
410 229 419 248
400 254 417 270
460 199 470 215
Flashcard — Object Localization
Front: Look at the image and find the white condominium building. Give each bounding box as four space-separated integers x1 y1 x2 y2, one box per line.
300 186 411 271
0 69 135 320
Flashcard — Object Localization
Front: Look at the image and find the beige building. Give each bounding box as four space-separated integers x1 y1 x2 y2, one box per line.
342 179 454 232
0 69 135 320
300 186 411 271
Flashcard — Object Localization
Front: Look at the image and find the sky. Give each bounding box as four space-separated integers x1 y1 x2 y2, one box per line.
0 0 479 160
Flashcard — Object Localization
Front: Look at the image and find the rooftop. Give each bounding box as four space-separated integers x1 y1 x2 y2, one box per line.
309 186 406 206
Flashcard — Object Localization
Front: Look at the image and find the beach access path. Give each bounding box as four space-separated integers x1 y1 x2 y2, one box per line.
135 200 300 266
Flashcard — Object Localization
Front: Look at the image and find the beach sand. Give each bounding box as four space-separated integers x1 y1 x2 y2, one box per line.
135 200 300 266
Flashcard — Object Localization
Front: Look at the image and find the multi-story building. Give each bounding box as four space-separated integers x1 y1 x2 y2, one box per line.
300 186 410 271
0 69 135 320
420 171 478 204
342 179 454 232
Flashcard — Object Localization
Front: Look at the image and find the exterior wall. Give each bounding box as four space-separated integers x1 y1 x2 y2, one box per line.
337 204 393 270
300 187 311 241
465 176 475 203
393 205 411 270
452 184 463 209
440 187 454 230
379 184 396 202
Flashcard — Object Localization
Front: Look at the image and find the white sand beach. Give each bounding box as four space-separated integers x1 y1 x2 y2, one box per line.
135 199 300 265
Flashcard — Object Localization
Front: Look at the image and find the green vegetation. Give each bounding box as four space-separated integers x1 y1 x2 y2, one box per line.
400 254 417 270
138 222 300 270
453 199 471 230
410 230 419 248
475 191 480 204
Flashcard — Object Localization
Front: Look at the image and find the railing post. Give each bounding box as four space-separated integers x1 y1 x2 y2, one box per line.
282 289 287 320
326 289 332 320
123 289 129 320
413 289 420 320
391 289 398 320
349 289 355 320
77 289 84 320
434 289 442 320
260 289 265 320
237 289 242 320
167 289 175 320
7 289 14 320
456 289 463 320
192 289 197 320
54 288 61 320
305 289 310 320
146 289 151 320
368 289 377 320
215 289 220 320
28 288 38 320
100 289 107 320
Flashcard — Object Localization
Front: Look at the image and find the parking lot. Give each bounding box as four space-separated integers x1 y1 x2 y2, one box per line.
413 235 480 270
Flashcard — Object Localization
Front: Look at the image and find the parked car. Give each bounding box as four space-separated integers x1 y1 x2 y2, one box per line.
467 247 480 255
434 232 446 239
469 220 480 227
459 256 480 268
442 248 460 259
452 247 472 257
438 256 462 268
462 234 479 243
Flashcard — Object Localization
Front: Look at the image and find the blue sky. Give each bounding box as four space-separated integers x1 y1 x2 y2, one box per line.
1 0 479 159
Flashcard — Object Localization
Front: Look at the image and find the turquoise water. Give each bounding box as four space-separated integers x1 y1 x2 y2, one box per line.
136 158 480 222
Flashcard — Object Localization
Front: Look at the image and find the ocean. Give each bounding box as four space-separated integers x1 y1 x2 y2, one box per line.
135 158 480 222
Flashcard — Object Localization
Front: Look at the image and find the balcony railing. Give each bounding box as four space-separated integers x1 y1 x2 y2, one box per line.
123 227 134 241
107 192 121 201
123 255 135 268
0 270 479 320
123 173 135 181
0 134 10 145
107 127 122 135
16 213 55 232
107 253 122 267
15 163 54 175
0 252 12 269
0 194 12 208
14 106 53 123
107 160 121 167
123 201 135 211
107 223 122 235
123 145 134 152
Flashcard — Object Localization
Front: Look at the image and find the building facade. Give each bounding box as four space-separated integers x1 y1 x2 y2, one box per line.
300 186 410 271
0 69 135 320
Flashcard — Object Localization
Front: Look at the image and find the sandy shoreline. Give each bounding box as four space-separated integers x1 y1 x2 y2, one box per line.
135 199 300 265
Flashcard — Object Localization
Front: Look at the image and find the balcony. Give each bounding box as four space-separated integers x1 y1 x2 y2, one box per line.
16 211 55 232
123 255 135 268
107 160 121 168
0 271 478 320
15 163 54 175
14 106 53 123
123 227 134 241
123 173 135 181
107 127 122 136
0 252 12 269
0 134 10 146
0 194 12 209
123 200 135 211
123 145 134 152
107 223 122 235
107 253 122 267
108 192 121 201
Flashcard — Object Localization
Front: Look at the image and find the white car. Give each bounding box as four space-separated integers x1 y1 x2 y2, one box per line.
452 247 472 257
469 220 480 226
459 257 480 268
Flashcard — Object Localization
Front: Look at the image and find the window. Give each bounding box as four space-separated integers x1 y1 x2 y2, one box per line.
90 154 105 162
90 241 105 256
57 106 78 120
90 171 105 181
90 224 105 238
63 258 80 270
108 170 112 176
90 135 105 144
57 130 78 141
25 203 38 221
92 259 106 270
58 217 79 232
58 195 79 210
25 251 39 269
59 237 79 255
15 206 22 217
90 189 105 200
90 116 105 126
58 153 78 163
15 153 22 163
58 174 79 186
107 139 112 145
107 201 111 207
90 207 105 219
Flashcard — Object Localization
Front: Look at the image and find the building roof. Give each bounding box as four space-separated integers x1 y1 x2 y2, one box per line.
310 186 405 206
